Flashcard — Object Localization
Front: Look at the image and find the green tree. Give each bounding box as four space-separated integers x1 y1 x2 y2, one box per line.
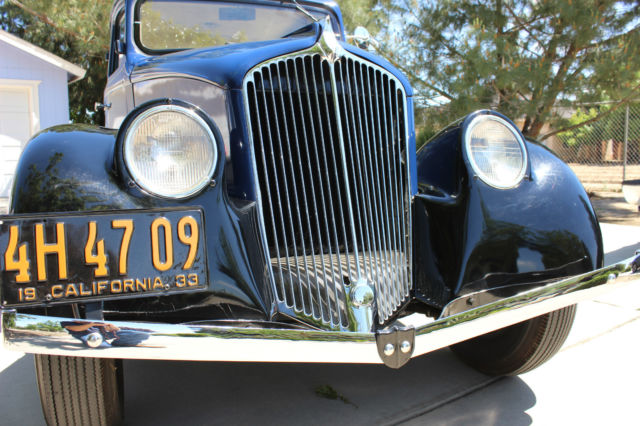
0 0 111 124
559 101 640 162
336 0 385 34
381 0 640 140
558 107 600 147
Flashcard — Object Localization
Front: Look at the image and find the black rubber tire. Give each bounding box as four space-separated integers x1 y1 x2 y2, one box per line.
34 355 124 426
450 305 577 376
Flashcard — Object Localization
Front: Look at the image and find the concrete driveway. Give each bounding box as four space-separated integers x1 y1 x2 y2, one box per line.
1 222 639 426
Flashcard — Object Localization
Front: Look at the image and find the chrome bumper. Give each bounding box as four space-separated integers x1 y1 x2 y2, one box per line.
3 254 639 366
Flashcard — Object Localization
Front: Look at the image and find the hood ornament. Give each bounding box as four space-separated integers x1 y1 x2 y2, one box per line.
317 16 345 63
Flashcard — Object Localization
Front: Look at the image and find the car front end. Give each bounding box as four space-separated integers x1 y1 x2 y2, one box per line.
1 1 640 423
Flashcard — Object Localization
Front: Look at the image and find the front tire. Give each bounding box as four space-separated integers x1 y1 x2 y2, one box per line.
450 305 576 376
35 355 124 426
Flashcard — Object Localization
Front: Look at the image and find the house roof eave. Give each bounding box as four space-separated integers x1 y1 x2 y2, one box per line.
0 29 86 83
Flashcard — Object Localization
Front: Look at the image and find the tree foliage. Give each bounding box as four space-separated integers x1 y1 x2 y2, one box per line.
4 0 637 144
558 107 600 147
0 0 111 124
380 0 640 140
336 0 385 34
559 102 640 159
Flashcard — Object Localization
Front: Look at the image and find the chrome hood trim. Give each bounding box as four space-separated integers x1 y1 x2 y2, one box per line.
3 254 638 365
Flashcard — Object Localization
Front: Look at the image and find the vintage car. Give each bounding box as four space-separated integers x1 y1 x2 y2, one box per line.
1 0 639 424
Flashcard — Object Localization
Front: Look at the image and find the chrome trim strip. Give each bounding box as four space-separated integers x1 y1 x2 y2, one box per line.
4 256 638 364
129 72 227 90
244 74 282 304
401 88 412 299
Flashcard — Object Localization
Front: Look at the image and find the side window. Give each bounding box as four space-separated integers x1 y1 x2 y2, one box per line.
109 11 126 75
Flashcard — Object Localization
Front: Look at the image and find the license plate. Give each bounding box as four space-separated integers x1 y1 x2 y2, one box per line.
0 209 208 307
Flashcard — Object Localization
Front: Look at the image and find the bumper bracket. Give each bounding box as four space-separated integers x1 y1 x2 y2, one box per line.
376 326 416 368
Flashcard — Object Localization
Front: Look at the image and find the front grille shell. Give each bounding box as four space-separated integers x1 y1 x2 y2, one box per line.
243 43 412 331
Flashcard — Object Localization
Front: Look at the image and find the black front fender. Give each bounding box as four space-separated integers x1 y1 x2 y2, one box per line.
413 115 603 307
9 124 273 321
11 125 130 214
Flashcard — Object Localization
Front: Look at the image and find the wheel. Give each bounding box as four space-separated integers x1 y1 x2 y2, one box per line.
450 305 576 376
35 355 124 426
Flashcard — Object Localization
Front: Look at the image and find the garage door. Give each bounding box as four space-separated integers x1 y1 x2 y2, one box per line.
0 86 33 198
0 87 32 145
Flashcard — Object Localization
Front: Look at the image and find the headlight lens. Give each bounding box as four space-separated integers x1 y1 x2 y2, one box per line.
464 115 527 189
123 104 217 198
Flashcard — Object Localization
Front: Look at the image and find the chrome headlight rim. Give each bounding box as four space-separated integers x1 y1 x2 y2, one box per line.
118 99 221 200
463 112 528 190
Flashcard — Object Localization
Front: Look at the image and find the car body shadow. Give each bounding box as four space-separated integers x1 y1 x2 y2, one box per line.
0 347 537 426
121 349 536 426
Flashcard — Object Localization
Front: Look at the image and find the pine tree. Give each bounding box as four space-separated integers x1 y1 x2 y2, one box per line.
0 0 112 125
380 0 640 141
337 0 385 33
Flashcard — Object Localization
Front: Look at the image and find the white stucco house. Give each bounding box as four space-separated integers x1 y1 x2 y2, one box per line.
0 29 85 212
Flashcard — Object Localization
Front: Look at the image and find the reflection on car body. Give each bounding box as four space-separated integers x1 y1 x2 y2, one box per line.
61 320 152 348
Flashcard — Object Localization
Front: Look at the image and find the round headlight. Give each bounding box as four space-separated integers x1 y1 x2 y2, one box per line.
464 115 527 189
123 104 218 198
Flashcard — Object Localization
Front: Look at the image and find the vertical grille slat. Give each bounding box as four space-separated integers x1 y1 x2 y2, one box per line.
337 60 373 284
281 60 314 317
264 66 299 309
292 57 325 321
287 59 324 320
353 61 378 309
301 57 329 322
396 88 411 297
319 57 342 326
379 73 398 307
386 76 403 306
375 68 396 315
319 57 352 328
272 62 307 313
245 50 411 329
363 65 391 320
309 56 338 325
248 77 286 301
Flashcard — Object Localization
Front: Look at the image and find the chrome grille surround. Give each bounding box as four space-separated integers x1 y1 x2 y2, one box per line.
243 27 412 332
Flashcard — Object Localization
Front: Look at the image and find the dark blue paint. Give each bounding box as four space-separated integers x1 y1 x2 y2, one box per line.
10 121 272 321
6 2 601 326
414 113 603 305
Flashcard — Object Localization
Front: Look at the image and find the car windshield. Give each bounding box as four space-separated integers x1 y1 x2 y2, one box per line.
137 0 328 52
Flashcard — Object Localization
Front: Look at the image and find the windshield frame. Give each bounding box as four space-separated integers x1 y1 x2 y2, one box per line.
133 0 342 55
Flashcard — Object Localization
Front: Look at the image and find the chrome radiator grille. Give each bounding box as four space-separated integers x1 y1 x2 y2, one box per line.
244 51 411 329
